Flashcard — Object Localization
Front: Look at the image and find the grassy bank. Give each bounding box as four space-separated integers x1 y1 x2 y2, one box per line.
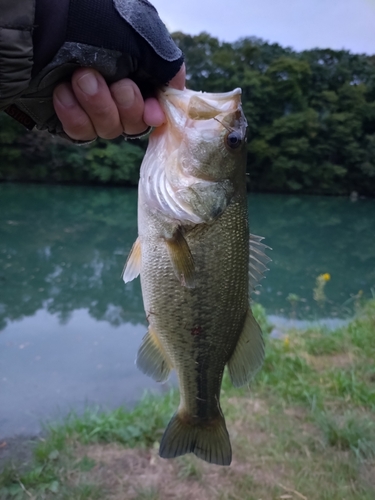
1 302 374 499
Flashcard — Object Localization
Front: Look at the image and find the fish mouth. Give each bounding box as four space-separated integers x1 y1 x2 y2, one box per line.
158 88 245 131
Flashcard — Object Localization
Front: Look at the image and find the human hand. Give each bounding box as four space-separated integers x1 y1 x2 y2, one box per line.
6 0 184 141
53 64 186 142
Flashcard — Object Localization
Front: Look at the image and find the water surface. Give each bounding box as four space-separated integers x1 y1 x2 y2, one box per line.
1 184 374 437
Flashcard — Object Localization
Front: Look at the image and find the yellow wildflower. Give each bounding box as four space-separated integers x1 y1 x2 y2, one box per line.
314 273 330 303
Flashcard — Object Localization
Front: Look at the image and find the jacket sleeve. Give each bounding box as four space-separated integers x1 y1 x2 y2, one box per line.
0 0 35 113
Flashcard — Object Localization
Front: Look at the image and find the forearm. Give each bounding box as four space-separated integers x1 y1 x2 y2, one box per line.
32 0 69 75
0 0 36 109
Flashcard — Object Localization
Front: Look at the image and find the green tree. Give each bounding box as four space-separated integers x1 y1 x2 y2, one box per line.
1 33 375 195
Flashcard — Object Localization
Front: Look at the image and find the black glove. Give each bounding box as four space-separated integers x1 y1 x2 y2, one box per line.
5 0 184 142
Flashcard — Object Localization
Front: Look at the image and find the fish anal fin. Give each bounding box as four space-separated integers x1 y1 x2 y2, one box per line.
165 229 195 288
227 307 264 388
122 237 141 283
159 411 232 466
136 326 172 383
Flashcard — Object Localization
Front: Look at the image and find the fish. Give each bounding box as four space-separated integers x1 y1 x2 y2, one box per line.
123 87 270 466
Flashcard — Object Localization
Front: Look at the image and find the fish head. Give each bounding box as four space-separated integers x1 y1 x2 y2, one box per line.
140 88 248 224
158 87 248 183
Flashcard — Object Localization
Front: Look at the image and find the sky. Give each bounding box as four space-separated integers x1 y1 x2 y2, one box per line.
152 0 375 55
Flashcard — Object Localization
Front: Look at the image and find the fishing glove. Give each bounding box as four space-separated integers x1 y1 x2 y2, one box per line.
2 0 184 142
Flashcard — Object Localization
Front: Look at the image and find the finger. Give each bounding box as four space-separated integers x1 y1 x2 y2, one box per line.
143 97 165 127
168 63 186 90
53 83 97 141
110 79 149 136
71 68 123 140
143 64 187 126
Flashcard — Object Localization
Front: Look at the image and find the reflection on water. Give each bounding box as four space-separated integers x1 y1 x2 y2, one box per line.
0 309 168 437
0 185 144 332
1 185 375 329
0 184 374 436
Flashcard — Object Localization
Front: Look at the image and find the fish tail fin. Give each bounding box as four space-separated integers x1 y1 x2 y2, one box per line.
159 411 232 466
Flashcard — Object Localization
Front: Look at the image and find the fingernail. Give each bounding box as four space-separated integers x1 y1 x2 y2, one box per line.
55 86 76 107
77 73 98 96
113 83 134 107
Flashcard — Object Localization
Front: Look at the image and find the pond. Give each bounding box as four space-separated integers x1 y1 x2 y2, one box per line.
1 184 374 437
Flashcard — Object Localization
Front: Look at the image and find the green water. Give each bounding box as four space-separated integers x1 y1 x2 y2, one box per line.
0 184 374 436
251 193 375 319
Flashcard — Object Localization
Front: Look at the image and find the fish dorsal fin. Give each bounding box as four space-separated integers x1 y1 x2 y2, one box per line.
165 229 195 288
122 237 141 283
227 307 264 387
136 326 173 383
249 233 271 294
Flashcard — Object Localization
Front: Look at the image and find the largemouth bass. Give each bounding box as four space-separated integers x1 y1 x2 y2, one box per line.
123 87 269 466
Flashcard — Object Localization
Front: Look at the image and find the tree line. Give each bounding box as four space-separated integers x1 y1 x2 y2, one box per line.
1 32 375 196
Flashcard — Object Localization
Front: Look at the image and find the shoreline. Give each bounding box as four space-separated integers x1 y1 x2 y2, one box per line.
1 301 374 499
0 309 359 450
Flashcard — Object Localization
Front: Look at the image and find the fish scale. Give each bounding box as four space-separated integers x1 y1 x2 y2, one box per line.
142 199 248 418
123 87 269 465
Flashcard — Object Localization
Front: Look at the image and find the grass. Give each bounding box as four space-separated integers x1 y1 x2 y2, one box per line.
316 411 375 459
1 300 374 499
41 389 179 448
133 487 160 500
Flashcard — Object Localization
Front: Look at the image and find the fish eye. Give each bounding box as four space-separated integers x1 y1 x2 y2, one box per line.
226 131 242 149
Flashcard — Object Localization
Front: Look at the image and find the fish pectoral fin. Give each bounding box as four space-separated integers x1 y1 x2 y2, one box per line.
249 233 271 294
136 326 172 383
122 237 141 283
165 229 195 288
159 411 232 466
227 307 264 387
